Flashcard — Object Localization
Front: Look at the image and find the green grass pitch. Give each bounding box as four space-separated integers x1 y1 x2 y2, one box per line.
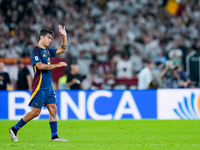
1 120 200 150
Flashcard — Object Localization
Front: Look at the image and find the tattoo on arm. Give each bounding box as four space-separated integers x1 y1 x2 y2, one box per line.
61 45 66 49
46 65 52 70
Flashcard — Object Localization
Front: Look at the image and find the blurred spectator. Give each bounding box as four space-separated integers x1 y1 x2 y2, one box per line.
77 50 92 79
109 42 122 74
66 64 83 90
186 41 200 87
0 41 7 58
130 49 143 74
1 0 200 89
58 74 68 90
162 61 180 88
116 52 134 79
16 60 31 90
138 60 154 90
68 39 80 64
6 42 23 58
0 62 11 90
82 63 104 89
152 61 165 88
142 32 160 60
177 64 191 88
91 38 109 62
57 67 70 91
168 46 183 66
84 38 96 60
154 51 167 66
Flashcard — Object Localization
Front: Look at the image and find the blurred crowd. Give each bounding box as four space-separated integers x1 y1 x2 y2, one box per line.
1 0 200 90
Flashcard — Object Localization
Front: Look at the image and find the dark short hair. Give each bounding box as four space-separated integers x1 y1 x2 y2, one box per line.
38 29 53 40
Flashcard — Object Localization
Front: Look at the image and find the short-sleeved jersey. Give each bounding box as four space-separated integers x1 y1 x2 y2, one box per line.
30 46 57 91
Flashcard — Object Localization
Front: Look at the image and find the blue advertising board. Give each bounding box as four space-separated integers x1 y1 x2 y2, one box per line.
0 90 157 120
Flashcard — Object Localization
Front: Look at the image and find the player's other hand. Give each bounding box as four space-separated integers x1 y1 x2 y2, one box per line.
58 25 67 37
57 62 67 67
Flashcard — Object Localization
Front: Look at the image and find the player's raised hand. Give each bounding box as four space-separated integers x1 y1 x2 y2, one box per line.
57 62 67 68
58 25 67 37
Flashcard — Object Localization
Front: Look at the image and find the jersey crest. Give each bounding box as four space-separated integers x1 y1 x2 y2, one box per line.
34 56 39 61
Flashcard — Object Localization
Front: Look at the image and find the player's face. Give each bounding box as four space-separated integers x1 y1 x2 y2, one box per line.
42 34 52 47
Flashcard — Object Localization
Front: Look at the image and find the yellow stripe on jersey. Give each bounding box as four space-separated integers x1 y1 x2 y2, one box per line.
34 65 37 73
31 71 42 100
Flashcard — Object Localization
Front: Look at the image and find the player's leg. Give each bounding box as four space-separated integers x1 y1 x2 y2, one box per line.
23 107 42 122
47 103 68 142
9 107 41 141
46 88 68 141
47 104 58 137
9 89 45 141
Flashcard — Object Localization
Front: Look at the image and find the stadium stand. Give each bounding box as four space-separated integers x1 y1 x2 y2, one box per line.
0 0 200 89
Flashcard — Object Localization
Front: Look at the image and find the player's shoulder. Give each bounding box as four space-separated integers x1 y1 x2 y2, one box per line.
31 46 42 55
46 47 56 52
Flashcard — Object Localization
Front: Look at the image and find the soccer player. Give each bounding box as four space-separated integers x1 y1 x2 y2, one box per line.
9 25 68 142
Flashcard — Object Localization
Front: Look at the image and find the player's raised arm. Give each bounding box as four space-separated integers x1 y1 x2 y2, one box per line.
56 25 67 55
35 62 67 70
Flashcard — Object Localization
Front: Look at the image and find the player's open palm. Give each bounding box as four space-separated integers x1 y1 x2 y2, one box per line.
58 25 67 36
57 62 67 68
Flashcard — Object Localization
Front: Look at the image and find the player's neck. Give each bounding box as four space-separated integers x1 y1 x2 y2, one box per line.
37 41 46 49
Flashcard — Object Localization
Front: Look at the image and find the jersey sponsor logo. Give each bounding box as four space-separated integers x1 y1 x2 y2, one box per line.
43 54 46 57
174 93 200 119
34 56 39 61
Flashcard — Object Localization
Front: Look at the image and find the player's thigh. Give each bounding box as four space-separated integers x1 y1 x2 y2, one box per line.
31 107 42 116
46 103 57 111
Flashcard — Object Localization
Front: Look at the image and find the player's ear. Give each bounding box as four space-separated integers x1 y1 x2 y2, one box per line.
39 35 44 40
